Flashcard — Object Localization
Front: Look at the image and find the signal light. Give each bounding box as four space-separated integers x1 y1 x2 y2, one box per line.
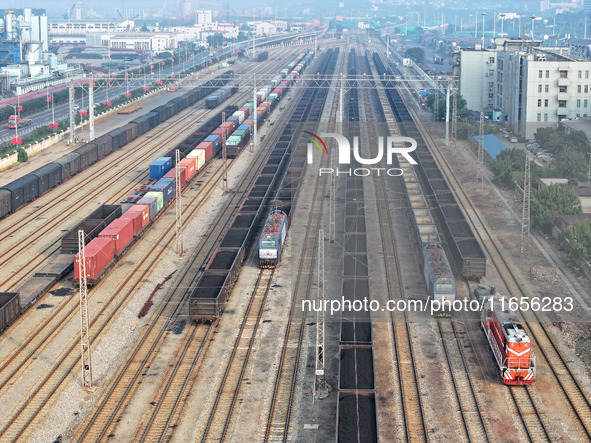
107 101 111 106
162 61 165 66
109 78 113 82
150 65 154 69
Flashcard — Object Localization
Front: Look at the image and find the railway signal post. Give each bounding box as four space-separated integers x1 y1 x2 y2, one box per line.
314 230 328 398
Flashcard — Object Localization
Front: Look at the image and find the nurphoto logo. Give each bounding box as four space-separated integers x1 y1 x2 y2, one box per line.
304 132 418 176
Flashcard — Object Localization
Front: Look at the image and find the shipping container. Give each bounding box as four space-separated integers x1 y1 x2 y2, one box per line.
94 134 114 158
98 217 134 256
179 157 197 179
195 141 213 160
0 292 20 333
239 107 250 119
126 204 150 227
151 178 175 205
233 110 245 124
238 124 251 131
227 115 239 129
0 189 11 217
150 157 173 180
164 168 186 188
120 210 144 236
144 191 164 212
74 237 114 280
136 196 158 219
187 149 206 170
205 135 221 154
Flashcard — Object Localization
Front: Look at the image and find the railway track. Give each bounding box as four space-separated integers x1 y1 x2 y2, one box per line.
438 320 490 443
403 68 591 440
74 49 325 441
0 53 294 292
262 49 343 442
363 51 427 442
0 52 304 441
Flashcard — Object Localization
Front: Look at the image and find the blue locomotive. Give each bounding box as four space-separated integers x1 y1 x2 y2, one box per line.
259 210 288 268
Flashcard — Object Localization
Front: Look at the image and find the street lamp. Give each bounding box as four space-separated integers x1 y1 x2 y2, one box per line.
530 15 537 40
499 13 506 37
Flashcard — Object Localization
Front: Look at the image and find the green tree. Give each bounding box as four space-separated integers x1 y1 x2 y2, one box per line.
206 33 225 48
561 221 591 261
17 147 28 162
531 184 582 233
490 148 526 186
404 47 425 64
551 149 588 184
237 31 248 42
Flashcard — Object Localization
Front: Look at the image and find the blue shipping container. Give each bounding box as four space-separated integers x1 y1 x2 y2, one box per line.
205 135 221 153
227 115 240 128
151 178 176 205
238 124 251 131
150 157 172 180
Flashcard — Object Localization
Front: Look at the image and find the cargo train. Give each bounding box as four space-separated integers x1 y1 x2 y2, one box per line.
189 47 338 322
258 209 288 268
475 284 536 385
372 52 487 281
0 71 236 220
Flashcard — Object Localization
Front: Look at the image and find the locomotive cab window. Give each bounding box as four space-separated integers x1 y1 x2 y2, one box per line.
436 283 454 292
261 240 276 248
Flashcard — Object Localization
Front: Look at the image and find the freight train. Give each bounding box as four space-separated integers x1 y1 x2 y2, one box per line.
372 52 487 281
189 47 338 322
258 209 288 268
476 284 536 385
0 71 236 220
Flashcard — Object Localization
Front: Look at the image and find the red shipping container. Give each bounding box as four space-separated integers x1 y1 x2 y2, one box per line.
164 167 186 187
221 121 235 132
196 141 213 160
74 237 114 280
120 210 143 236
256 94 262 105
212 127 224 137
239 107 250 119
179 157 197 179
98 217 134 256
127 204 150 227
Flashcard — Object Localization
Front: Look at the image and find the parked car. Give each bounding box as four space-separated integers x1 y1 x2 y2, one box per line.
510 136 518 143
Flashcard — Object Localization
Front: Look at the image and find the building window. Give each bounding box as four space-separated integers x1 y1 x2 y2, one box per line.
545 85 549 93
579 70 583 78
538 84 542 93
586 71 590 79
559 86 567 93
577 99 581 108
489 82 494 90
586 86 589 93
558 100 567 107
559 70 568 78
544 114 548 121
545 99 549 107
539 70 543 78
578 85 582 93
585 99 589 107
537 113 541 121
538 99 542 107
489 56 495 63
546 70 550 78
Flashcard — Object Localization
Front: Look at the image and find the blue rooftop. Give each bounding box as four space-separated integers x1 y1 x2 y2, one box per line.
472 134 509 159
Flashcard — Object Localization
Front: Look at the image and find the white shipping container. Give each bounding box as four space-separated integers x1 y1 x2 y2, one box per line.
186 149 206 170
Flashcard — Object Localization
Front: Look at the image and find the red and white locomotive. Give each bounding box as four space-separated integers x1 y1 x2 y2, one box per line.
478 286 536 385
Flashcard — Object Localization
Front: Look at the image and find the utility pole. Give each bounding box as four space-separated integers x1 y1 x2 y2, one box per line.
89 82 95 141
329 149 336 243
521 156 531 255
253 77 258 148
451 93 458 145
175 149 184 255
587 153 591 188
78 230 92 389
222 111 228 192
69 82 76 145
476 111 485 187
314 229 327 397
445 83 450 146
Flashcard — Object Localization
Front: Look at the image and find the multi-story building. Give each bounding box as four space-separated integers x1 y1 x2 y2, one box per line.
87 33 177 53
497 49 591 138
49 19 135 45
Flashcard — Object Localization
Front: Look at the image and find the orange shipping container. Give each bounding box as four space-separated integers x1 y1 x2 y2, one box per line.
127 204 150 226
179 157 197 179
